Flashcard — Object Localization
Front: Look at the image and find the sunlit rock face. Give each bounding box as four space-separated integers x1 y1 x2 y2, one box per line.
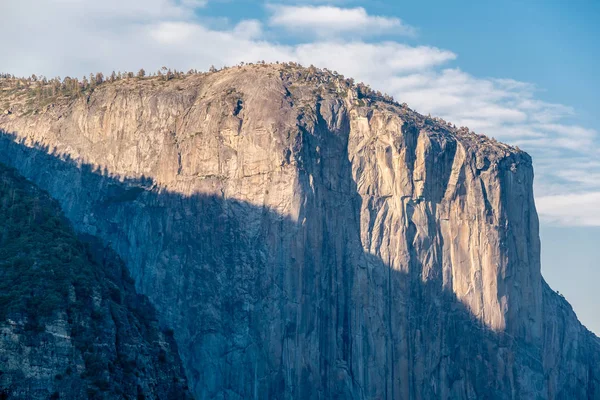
1 64 598 399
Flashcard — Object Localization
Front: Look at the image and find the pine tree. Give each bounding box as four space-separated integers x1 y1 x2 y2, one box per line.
95 72 104 85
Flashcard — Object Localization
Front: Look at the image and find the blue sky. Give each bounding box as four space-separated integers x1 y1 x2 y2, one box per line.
2 0 599 333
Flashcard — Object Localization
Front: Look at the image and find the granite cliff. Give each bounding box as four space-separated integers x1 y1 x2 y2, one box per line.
0 63 598 399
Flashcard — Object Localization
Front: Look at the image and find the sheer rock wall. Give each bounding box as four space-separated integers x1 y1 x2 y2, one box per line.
0 64 598 399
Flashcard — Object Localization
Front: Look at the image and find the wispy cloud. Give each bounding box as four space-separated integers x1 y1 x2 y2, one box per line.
51 0 206 21
1 0 598 226
268 5 416 38
536 192 600 227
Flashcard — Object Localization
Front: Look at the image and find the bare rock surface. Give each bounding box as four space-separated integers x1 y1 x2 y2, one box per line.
0 63 598 399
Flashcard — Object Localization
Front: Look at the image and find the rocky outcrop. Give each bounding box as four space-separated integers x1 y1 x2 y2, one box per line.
0 63 598 399
0 163 191 399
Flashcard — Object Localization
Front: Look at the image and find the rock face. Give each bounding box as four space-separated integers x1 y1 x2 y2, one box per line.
0 163 191 399
0 63 598 399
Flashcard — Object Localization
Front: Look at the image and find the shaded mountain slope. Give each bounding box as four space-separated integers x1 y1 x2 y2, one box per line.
0 162 190 399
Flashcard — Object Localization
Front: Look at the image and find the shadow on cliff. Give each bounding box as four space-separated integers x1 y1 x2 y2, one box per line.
0 129 549 399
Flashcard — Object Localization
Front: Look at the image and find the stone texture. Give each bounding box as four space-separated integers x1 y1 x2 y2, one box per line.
0 63 598 399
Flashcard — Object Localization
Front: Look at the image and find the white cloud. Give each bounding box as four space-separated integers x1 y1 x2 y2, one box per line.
53 0 205 21
268 5 416 38
0 0 598 226
291 42 455 76
536 192 600 227
233 20 264 39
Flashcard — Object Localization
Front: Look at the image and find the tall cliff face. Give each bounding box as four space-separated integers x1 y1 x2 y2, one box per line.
0 64 598 399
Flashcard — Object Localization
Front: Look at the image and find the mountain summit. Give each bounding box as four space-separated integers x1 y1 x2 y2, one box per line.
1 63 598 399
